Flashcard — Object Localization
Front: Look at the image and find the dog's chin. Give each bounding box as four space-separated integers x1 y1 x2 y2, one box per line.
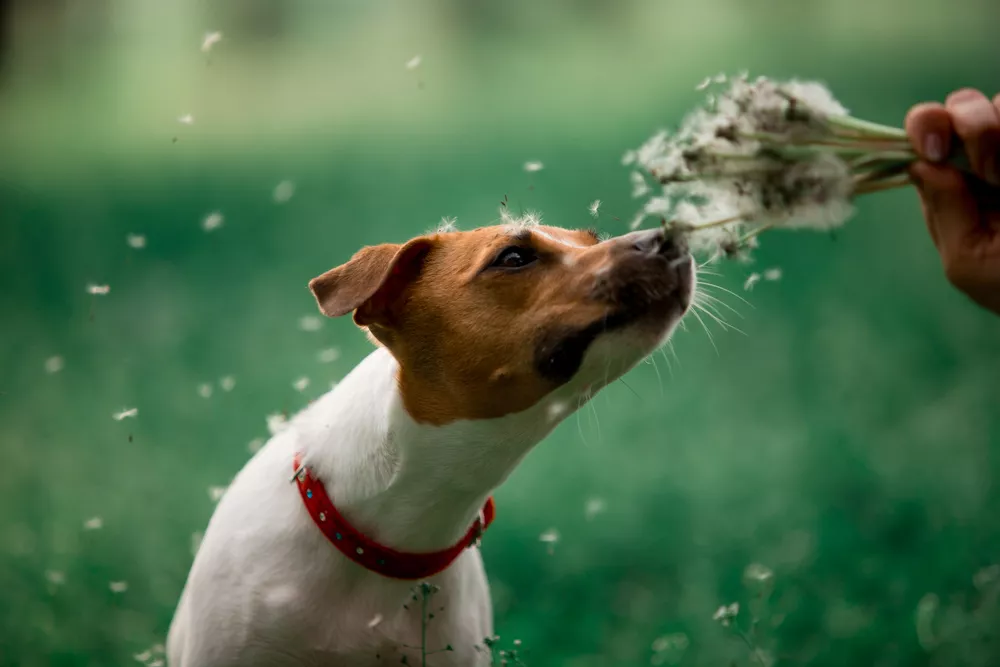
534 259 694 388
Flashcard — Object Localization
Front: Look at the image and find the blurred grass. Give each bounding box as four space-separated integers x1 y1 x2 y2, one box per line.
2 1 1000 665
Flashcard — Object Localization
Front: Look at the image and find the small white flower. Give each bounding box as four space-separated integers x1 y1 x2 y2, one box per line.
219 376 236 392
584 497 606 521
743 273 761 291
266 412 289 435
588 200 601 218
247 438 264 454
112 407 138 421
523 161 544 173
201 31 223 53
764 267 782 281
83 516 104 530
538 529 560 543
126 234 146 249
202 211 224 232
44 356 64 374
207 486 227 502
45 570 66 586
293 377 310 392
109 581 129 593
405 55 422 70
317 348 340 364
299 315 323 332
177 114 195 126
273 180 296 204
367 613 383 628
87 284 110 295
197 383 213 399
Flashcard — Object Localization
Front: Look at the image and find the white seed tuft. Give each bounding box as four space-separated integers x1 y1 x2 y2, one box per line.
126 233 146 249
523 161 544 173
44 356 64 374
112 407 138 421
201 31 223 53
202 211 224 232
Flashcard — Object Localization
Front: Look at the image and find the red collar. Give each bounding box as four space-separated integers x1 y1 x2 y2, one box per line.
292 454 496 580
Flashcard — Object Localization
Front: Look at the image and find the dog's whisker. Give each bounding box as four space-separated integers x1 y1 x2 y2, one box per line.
687 305 720 354
697 281 754 308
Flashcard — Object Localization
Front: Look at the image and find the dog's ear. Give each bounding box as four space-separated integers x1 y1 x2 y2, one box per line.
308 238 434 326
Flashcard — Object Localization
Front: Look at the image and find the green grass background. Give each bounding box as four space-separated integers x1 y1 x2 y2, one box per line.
1 1 999 665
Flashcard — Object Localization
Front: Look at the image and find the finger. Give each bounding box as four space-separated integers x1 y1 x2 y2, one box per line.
905 102 953 163
946 88 1000 186
910 161 980 261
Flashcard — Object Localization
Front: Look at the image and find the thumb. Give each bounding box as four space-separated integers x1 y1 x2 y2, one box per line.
910 161 980 254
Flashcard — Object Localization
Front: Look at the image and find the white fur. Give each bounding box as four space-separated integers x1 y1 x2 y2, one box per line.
167 277 690 667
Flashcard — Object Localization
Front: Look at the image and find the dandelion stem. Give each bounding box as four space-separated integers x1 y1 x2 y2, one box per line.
825 114 909 140
853 174 912 195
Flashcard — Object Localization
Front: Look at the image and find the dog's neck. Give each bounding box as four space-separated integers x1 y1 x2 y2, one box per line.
299 347 570 553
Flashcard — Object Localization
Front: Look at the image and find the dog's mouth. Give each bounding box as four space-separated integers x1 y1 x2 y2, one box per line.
534 255 694 384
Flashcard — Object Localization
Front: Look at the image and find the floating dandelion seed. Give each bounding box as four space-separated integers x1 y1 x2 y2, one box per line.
273 180 296 203
87 284 110 295
299 315 322 332
201 31 222 53
197 383 213 399
405 55 422 70
109 581 129 594
247 438 264 454
202 211 224 232
317 348 340 363
293 377 310 392
584 497 606 521
764 267 783 281
45 570 66 586
546 401 569 422
266 412 289 435
83 516 103 530
743 273 761 291
523 161 544 173
712 602 740 627
190 532 203 556
437 216 458 233
112 407 138 421
539 529 560 543
44 356 64 374
126 233 146 249
207 486 227 502
367 614 383 629
588 200 601 218
133 650 152 663
621 150 637 166
629 171 650 199
177 114 195 126
219 376 236 392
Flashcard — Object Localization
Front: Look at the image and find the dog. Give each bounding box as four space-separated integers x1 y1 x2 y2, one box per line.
167 217 694 667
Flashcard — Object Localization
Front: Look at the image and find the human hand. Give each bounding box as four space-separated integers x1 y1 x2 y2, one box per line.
905 88 1000 315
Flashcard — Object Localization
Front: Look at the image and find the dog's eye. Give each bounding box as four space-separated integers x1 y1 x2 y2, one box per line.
491 246 537 269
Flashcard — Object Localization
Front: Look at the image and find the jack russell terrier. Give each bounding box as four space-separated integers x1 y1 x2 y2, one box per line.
167 218 694 667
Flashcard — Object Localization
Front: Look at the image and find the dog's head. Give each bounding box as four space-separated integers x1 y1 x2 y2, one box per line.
309 218 694 425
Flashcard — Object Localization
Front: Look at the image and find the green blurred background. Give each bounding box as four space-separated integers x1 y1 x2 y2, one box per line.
2 1 999 665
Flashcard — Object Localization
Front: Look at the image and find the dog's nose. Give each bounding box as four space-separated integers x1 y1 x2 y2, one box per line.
621 228 687 260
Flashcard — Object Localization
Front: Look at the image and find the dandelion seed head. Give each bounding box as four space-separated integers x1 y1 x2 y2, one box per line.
112 407 138 421
87 284 110 295
273 180 296 203
201 31 223 53
126 233 146 249
523 161 544 173
630 170 651 199
202 211 224 232
44 356 64 374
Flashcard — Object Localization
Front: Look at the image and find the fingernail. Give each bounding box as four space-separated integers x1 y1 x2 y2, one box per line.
924 134 945 162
